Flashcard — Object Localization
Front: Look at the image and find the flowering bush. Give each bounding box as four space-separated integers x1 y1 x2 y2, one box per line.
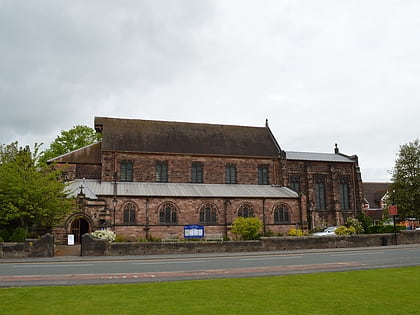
335 226 356 235
287 228 304 236
91 229 116 242
231 217 263 240
346 217 364 234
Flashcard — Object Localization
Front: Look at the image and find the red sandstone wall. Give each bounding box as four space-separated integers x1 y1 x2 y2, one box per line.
109 196 301 240
100 152 279 185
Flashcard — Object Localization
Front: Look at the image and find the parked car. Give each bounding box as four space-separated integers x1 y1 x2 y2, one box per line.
312 226 339 236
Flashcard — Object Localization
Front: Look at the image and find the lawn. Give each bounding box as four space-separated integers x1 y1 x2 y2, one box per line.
2 267 419 314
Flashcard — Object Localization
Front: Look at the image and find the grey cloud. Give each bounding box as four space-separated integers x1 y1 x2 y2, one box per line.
0 0 419 182
0 1 214 145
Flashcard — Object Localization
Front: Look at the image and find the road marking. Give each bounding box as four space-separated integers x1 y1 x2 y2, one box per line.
13 264 94 268
241 256 302 261
0 262 366 286
131 260 205 265
331 252 384 257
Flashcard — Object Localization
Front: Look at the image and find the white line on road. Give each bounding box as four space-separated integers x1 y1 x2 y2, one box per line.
131 260 206 265
13 264 94 268
240 256 303 261
331 252 384 257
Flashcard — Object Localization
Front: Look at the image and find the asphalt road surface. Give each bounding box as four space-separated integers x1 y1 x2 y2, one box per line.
1 245 419 287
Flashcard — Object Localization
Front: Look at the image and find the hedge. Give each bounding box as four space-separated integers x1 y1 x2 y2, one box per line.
366 225 406 234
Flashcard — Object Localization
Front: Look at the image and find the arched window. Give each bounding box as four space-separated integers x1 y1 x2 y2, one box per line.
274 204 290 223
159 203 177 224
238 204 254 218
199 203 218 223
123 202 136 224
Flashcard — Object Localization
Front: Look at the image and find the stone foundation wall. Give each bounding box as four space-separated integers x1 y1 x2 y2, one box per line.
81 230 420 256
2 231 418 258
0 234 54 258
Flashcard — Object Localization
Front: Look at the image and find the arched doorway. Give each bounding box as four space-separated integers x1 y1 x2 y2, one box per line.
70 217 90 244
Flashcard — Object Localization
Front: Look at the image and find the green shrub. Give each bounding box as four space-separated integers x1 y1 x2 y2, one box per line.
231 217 263 240
0 236 4 243
357 212 372 232
366 225 406 234
263 230 275 237
114 235 127 242
0 229 11 242
11 227 28 242
148 236 161 242
287 228 304 236
335 226 356 235
346 217 364 234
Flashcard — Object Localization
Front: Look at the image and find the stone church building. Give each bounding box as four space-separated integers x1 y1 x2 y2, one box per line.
51 117 364 243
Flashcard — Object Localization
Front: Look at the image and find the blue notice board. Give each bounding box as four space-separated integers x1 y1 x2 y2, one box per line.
184 224 204 238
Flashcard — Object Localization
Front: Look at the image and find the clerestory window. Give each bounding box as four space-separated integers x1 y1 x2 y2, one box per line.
225 163 237 184
191 162 203 183
120 160 133 182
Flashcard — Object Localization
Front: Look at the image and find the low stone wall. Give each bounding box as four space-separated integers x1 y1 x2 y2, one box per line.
2 232 418 258
0 234 54 258
81 230 420 256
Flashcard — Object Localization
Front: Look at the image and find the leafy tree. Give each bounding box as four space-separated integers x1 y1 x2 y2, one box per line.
356 212 372 232
39 125 101 164
0 142 74 238
388 139 420 220
231 217 263 240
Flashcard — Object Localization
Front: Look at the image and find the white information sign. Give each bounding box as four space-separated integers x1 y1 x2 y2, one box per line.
68 234 75 246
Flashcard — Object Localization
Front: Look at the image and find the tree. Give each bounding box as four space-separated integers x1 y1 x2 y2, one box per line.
0 142 74 239
388 139 420 220
356 212 372 232
231 217 263 240
39 125 101 164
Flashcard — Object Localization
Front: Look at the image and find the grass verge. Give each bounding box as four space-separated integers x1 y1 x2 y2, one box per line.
2 266 419 314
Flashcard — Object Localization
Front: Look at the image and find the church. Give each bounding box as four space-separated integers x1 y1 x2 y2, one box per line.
50 117 364 243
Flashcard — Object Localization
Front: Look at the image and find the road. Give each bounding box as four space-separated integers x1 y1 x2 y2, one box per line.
1 245 419 287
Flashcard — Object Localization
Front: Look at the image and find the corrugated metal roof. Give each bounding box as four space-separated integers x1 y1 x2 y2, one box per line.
286 151 354 163
67 179 299 199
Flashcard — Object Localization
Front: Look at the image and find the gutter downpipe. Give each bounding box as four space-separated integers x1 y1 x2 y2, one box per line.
223 199 230 238
145 197 150 240
262 198 266 235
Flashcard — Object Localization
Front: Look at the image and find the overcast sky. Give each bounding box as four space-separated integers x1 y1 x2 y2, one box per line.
1 1 419 182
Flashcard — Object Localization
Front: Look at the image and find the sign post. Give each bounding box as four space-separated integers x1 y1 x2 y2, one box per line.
388 205 398 245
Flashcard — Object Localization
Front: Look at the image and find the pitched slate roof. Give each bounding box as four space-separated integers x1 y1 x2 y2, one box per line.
363 182 390 209
94 117 282 157
48 142 102 164
286 151 355 163
67 179 299 199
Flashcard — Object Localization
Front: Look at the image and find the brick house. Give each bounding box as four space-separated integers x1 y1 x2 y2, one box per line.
50 117 364 243
362 182 390 224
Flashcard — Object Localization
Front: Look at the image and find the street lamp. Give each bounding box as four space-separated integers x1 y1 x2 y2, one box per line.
112 197 117 230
